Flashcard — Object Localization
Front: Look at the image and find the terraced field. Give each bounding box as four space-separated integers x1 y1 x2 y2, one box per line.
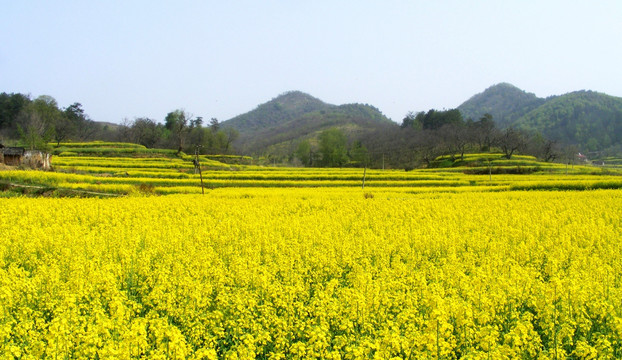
1 142 622 358
1 143 620 196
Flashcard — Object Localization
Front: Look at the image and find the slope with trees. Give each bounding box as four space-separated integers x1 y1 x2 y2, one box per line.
516 91 622 152
223 91 331 136
221 91 395 160
459 84 622 154
458 83 545 128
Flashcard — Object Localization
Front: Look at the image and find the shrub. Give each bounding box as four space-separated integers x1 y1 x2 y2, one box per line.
0 181 11 191
135 183 155 194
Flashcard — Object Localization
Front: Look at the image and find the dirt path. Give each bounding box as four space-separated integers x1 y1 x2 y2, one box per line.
5 182 122 197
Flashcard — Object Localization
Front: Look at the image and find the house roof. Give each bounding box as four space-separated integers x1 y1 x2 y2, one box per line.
2 147 25 156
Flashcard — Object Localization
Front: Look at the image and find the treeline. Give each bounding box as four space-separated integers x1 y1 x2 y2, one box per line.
1 91 580 168
118 112 238 155
293 108 573 169
0 92 238 155
518 91 622 152
0 93 99 149
398 109 565 164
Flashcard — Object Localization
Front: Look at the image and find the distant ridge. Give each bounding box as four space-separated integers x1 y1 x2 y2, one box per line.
224 91 330 135
458 83 545 128
459 83 622 152
220 84 622 155
222 91 395 155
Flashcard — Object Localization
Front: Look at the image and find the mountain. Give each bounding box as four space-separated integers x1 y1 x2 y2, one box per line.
223 91 331 136
458 83 545 128
222 91 395 156
517 91 622 151
459 83 622 152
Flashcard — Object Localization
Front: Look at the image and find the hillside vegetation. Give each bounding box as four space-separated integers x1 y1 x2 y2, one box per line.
4 85 622 167
459 83 622 153
518 91 622 151
222 91 395 156
458 83 545 128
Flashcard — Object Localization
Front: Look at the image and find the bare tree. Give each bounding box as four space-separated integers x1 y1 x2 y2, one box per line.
16 104 55 150
413 130 442 167
469 113 498 151
222 126 239 153
497 127 527 159
440 123 470 161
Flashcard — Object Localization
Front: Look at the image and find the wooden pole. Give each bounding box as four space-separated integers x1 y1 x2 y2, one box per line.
195 147 204 195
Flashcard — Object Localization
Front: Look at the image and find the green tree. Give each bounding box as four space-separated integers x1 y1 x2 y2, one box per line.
165 109 191 154
469 113 497 151
319 128 348 167
209 118 220 133
17 96 60 150
402 109 463 130
65 103 97 141
131 117 163 148
295 140 312 166
349 140 369 166
0 92 31 138
17 108 53 150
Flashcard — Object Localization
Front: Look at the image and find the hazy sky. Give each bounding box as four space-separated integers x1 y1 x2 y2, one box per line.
2 1 621 124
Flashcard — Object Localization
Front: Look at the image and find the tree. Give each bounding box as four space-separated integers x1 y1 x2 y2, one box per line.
525 133 560 162
561 144 579 174
17 106 54 150
413 130 442 167
295 140 312 166
222 126 239 153
401 111 423 130
439 123 469 161
209 118 220 133
131 117 163 148
64 103 98 142
319 128 348 167
16 96 61 150
0 92 31 138
497 127 527 159
469 113 497 151
53 102 96 146
190 116 203 129
165 109 191 154
349 140 369 166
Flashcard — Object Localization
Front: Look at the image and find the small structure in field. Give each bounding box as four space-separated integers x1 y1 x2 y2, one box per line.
1 147 25 166
23 150 52 170
0 147 51 170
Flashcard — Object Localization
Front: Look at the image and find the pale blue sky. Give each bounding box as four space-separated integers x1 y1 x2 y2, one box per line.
2 1 621 124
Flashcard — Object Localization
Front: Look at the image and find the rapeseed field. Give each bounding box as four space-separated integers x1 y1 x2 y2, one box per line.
1 189 621 359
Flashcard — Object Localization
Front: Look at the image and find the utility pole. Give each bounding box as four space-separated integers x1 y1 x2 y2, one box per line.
195 146 204 195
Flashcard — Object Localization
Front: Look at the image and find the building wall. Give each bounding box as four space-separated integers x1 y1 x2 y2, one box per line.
3 155 22 166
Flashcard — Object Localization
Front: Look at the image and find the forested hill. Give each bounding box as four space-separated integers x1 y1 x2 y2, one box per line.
458 83 545 128
222 91 395 155
517 91 622 151
223 91 331 135
459 83 622 152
